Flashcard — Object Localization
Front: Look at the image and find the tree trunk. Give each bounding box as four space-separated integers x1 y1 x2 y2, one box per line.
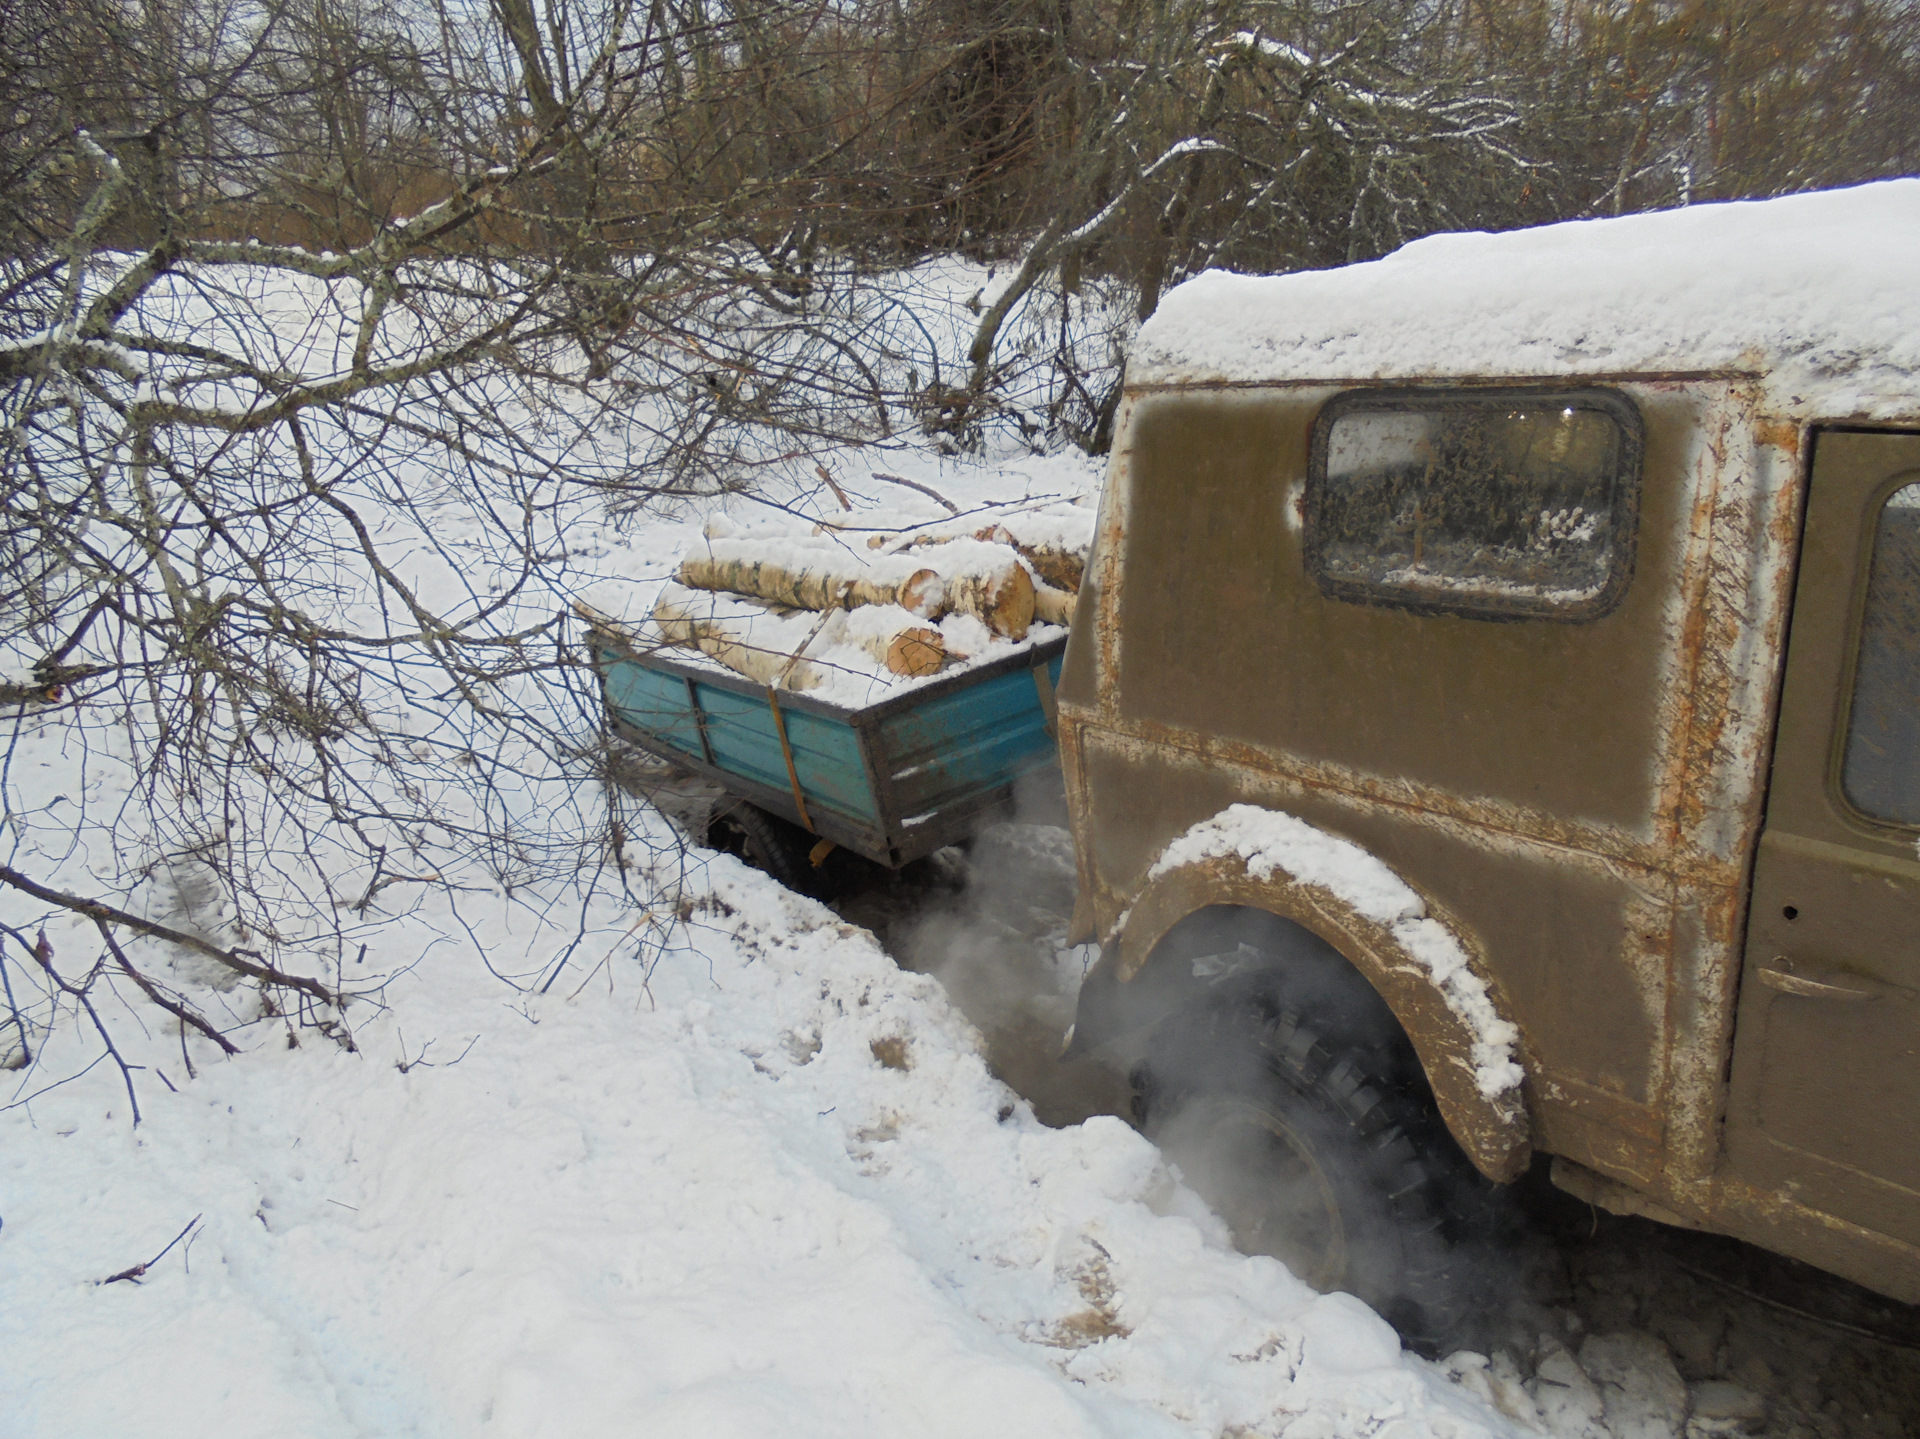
678 555 944 618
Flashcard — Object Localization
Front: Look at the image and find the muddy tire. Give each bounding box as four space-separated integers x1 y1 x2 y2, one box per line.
709 803 838 898
1132 1001 1480 1352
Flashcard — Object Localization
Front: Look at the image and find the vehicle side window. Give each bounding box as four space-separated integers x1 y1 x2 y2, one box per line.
1841 480 1920 826
1305 388 1642 621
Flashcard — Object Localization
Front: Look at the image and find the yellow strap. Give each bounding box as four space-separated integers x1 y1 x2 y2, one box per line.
765 687 815 833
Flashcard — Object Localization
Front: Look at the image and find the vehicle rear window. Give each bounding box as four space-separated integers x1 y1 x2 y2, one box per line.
1305 388 1642 621
1841 479 1920 827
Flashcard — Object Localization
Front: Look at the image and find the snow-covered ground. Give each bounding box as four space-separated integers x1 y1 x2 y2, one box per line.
3 847 1530 1438
0 369 1542 1439
13 216 1840 1436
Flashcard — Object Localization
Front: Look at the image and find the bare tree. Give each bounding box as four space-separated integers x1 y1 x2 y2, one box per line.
1438 0 1920 218
0 0 869 1089
939 0 1538 445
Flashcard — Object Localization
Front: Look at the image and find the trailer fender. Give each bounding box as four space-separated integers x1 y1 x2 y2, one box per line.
1086 807 1533 1182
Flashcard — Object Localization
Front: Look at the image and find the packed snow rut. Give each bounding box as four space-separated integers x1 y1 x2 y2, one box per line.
0 830 1496 1439
6 814 1915 1438
844 822 1920 1439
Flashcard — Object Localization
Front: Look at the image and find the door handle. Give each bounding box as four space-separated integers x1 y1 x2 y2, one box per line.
1758 959 1905 1002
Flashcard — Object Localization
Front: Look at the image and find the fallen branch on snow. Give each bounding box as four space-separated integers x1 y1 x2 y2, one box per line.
99 1214 203 1285
0 865 339 1007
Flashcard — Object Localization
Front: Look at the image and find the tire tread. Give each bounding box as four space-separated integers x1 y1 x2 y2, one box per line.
1133 999 1481 1350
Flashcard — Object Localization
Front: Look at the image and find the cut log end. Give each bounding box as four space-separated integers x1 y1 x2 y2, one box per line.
974 527 1084 593
897 568 945 619
885 628 947 676
996 564 1035 640
946 560 1034 640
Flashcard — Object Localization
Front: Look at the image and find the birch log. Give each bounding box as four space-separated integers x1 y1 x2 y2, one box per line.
941 560 1035 639
896 569 946 618
1032 581 1076 627
651 592 825 690
677 555 944 619
1015 543 1083 594
973 526 1084 592
865 526 1085 602
879 628 946 676
654 591 947 682
833 618 950 675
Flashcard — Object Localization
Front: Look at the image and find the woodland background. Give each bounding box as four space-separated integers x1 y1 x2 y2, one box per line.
9 0 1920 450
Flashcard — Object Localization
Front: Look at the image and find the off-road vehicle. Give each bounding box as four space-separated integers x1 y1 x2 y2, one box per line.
1056 182 1920 1335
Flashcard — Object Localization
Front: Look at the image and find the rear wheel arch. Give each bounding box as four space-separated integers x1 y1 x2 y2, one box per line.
1087 849 1532 1182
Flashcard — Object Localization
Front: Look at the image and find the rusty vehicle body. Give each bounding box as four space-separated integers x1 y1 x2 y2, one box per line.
1055 185 1920 1312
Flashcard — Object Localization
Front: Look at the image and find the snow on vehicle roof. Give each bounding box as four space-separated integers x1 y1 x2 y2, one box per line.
1130 179 1920 420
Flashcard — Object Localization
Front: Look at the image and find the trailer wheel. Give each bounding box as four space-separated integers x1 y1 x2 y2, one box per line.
709 803 839 898
1132 1001 1479 1352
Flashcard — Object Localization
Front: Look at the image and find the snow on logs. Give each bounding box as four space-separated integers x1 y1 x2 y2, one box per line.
677 537 1037 642
650 587 828 689
650 585 958 688
676 552 947 622
972 525 1084 594
654 513 1090 692
865 524 1080 627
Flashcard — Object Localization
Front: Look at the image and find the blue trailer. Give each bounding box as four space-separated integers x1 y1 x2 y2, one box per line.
594 629 1068 871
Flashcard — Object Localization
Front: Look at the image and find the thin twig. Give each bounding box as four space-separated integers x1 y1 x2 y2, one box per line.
99 1214 203 1285
773 581 850 689
814 463 851 511
868 472 960 514
31 931 142 1124
0 865 337 1005
95 920 240 1055
0 1051 107 1113
0 940 32 1067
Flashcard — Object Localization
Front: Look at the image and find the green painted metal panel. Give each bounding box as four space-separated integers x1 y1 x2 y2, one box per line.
597 638 1066 865
877 652 1063 821
696 684 878 823
600 650 706 762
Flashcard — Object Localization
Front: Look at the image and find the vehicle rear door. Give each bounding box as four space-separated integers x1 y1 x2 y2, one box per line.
1725 429 1920 1245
